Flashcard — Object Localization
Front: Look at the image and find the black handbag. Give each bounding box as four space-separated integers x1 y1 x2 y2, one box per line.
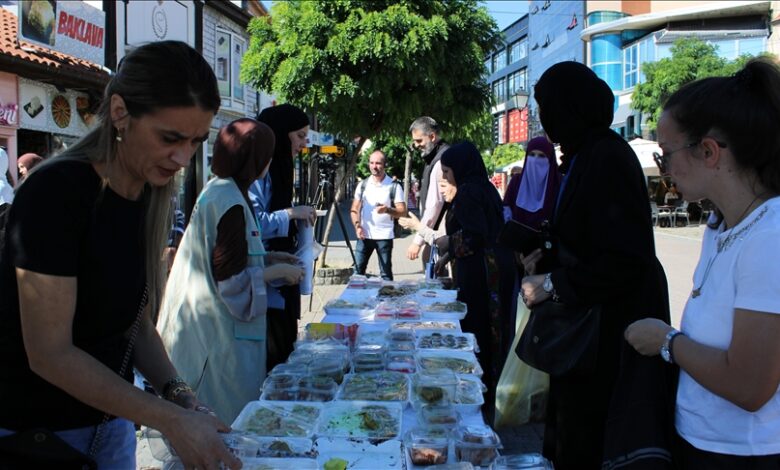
516 299 601 377
0 428 97 470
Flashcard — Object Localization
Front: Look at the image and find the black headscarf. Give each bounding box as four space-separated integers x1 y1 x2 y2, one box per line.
441 142 503 242
256 104 310 212
534 61 614 167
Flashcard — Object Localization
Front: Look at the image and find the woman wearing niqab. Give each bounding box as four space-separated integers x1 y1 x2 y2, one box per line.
521 62 675 469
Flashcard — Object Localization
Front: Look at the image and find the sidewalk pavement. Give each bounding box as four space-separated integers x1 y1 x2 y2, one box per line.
137 204 705 467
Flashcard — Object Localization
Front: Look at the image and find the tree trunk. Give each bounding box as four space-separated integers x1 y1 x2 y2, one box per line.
318 136 366 268
403 145 412 209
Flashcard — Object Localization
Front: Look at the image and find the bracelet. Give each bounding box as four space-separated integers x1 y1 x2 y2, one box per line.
161 376 191 401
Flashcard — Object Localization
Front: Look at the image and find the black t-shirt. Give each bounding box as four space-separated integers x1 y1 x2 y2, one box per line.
0 158 146 430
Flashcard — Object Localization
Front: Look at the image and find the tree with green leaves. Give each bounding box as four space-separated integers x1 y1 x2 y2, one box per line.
242 0 500 265
632 38 757 131
485 143 525 174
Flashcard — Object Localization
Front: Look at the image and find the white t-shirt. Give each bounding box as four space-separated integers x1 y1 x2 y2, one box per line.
676 196 780 456
354 175 405 240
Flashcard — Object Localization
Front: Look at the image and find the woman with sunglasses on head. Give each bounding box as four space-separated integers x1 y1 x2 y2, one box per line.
0 42 241 469
626 58 780 468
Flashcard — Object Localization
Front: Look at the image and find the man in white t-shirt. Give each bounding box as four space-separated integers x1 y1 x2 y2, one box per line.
350 150 407 280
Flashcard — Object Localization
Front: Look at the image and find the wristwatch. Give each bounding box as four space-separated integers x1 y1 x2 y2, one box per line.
660 329 684 364
542 273 559 301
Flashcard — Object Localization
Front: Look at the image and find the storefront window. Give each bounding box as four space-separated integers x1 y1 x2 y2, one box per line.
216 28 246 107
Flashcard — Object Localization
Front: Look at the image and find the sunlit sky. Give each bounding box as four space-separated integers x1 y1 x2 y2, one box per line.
260 1 529 31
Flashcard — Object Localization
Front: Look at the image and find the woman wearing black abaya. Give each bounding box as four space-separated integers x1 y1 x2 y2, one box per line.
438 142 506 423
519 62 676 469
250 104 316 371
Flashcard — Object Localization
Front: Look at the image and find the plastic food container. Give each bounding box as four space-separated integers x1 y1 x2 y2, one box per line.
324 298 373 317
303 322 358 348
261 374 299 401
416 350 484 376
386 329 416 342
254 436 315 458
453 375 486 413
374 301 398 320
423 463 474 470
397 300 422 320
386 351 416 374
315 437 404 469
419 404 461 426
490 454 554 469
421 301 468 321
269 362 308 376
308 357 348 384
453 425 502 467
317 401 403 439
241 458 318 469
386 339 416 352
337 371 409 402
232 401 321 438
391 320 459 331
352 350 386 373
356 328 388 347
417 331 477 352
297 376 338 402
222 432 261 459
405 426 450 466
347 274 367 288
411 370 458 409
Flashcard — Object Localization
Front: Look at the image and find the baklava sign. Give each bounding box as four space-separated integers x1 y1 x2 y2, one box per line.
18 1 105 66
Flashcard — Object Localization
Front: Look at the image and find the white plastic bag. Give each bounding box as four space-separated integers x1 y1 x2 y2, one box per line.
494 296 550 428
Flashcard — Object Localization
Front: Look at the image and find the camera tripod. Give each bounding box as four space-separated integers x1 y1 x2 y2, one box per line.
311 175 356 267
306 163 357 311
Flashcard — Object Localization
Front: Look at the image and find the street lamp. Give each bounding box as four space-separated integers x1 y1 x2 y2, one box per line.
509 90 529 110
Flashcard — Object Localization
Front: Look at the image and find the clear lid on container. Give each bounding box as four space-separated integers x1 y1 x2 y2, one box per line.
253 436 316 459
489 453 554 469
391 320 460 331
453 425 502 448
419 404 461 426
241 458 319 469
356 327 389 347
337 371 409 402
455 375 486 405
385 351 416 374
263 373 299 389
386 339 416 352
298 376 339 392
221 431 261 459
416 350 484 376
386 329 416 342
232 401 321 438
423 463 474 470
417 331 477 352
405 425 450 443
411 370 458 408
269 362 308 376
317 401 403 439
303 322 358 347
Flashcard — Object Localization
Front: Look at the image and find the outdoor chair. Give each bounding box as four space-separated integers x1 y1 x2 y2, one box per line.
672 201 690 227
651 202 672 227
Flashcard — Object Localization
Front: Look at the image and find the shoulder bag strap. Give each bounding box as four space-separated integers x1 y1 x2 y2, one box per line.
88 283 149 457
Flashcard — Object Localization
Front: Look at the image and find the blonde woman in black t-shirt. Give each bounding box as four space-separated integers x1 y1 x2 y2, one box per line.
0 42 241 469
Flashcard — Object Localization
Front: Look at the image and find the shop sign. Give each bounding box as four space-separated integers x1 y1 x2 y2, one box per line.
19 78 92 137
18 1 106 66
125 1 191 46
0 103 18 126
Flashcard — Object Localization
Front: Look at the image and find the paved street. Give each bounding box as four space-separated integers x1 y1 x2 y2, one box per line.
138 205 705 466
